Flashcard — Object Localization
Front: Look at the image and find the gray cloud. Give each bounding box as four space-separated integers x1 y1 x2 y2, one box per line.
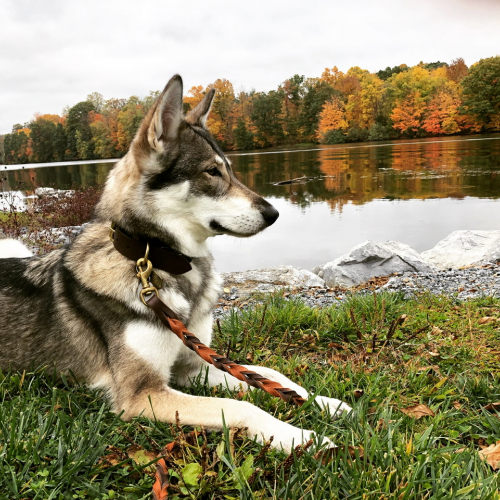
1 0 499 132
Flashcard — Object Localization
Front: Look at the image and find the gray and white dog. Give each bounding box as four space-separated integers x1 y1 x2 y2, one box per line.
0 75 351 452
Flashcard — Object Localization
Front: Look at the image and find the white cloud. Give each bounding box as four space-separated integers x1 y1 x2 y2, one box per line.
0 0 498 133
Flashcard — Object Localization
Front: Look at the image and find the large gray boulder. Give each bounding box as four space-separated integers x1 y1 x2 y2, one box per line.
312 241 436 288
222 265 325 294
421 230 500 269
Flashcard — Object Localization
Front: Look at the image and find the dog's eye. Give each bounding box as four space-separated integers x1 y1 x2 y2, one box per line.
206 167 221 177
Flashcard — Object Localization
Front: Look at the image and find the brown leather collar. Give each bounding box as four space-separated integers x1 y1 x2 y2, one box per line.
110 223 192 275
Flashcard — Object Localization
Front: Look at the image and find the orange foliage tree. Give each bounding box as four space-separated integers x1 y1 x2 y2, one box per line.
317 97 348 140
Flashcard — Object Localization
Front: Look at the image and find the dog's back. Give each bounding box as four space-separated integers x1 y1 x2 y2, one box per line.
0 248 110 378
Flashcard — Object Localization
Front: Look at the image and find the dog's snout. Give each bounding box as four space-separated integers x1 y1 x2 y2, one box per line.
261 203 279 226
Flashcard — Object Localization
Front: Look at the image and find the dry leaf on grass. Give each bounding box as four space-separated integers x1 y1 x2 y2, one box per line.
353 389 364 398
453 401 463 410
314 445 364 464
478 441 500 470
416 365 441 377
127 445 157 470
376 419 397 431
400 404 435 419
478 316 497 325
484 402 500 412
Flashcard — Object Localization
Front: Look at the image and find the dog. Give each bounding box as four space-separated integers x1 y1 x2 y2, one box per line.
0 75 351 453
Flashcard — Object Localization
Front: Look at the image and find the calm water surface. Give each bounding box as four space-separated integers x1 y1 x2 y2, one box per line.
3 134 500 272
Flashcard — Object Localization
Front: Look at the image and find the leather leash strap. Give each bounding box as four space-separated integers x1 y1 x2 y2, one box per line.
145 294 306 406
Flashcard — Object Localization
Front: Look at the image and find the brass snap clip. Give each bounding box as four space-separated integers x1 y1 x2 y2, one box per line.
136 243 158 305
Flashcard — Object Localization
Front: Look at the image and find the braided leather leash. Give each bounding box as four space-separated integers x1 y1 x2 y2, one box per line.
145 293 306 406
131 245 307 499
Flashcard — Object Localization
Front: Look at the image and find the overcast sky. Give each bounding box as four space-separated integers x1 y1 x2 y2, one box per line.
1 0 499 134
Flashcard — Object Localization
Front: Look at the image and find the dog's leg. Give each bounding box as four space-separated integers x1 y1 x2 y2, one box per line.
116 379 330 453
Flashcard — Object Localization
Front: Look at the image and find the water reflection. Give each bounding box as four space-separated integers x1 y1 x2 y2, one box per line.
2 135 500 271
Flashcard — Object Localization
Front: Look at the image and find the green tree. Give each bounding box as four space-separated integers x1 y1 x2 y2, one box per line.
460 56 500 129
86 92 105 113
251 91 285 147
0 135 4 164
53 123 67 161
299 79 338 141
233 118 254 150
281 74 305 142
65 101 96 160
29 119 57 163
3 130 29 164
376 64 408 81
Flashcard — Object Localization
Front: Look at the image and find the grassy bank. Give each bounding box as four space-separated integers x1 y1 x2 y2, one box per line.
1 291 499 499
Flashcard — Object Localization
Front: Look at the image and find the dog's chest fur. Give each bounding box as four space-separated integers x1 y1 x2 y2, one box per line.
65 222 223 382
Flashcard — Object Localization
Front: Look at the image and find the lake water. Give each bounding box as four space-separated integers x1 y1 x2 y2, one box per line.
2 134 500 272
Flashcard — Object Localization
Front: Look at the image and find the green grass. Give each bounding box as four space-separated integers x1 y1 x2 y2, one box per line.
1 291 500 499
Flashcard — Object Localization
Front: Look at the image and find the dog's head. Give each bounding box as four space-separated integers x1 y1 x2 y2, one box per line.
100 75 278 257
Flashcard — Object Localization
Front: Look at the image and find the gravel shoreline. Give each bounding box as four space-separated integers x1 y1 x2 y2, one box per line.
214 262 500 318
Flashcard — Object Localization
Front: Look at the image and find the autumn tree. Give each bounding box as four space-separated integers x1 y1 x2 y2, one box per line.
447 58 468 83
321 66 344 87
345 71 384 130
206 79 236 148
317 96 348 142
116 96 145 152
422 83 461 135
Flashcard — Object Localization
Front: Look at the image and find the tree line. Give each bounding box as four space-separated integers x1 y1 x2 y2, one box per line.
1 56 499 165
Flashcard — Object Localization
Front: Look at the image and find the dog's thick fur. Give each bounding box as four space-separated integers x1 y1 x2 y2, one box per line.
0 76 351 452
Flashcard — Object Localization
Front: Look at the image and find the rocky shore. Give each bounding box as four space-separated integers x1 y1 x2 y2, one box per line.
215 263 500 318
215 230 500 317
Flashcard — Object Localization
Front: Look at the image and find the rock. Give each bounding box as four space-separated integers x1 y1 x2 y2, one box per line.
0 238 33 258
421 230 500 269
222 265 325 295
34 187 74 198
312 241 436 288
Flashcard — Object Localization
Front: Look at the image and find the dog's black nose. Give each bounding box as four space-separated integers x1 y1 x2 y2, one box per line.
261 204 279 226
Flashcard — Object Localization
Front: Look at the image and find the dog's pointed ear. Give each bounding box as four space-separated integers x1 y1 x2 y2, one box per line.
185 88 215 127
147 75 184 153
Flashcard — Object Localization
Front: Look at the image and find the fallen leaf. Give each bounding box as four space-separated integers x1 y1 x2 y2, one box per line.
128 445 157 471
328 342 343 349
453 401 463 410
376 419 396 431
314 445 364 464
416 365 441 377
428 351 440 357
484 402 500 412
400 404 435 419
479 316 496 325
478 441 500 470
353 388 364 399
430 326 443 335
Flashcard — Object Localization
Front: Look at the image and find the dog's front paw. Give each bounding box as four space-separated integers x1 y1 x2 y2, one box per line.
314 396 352 419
